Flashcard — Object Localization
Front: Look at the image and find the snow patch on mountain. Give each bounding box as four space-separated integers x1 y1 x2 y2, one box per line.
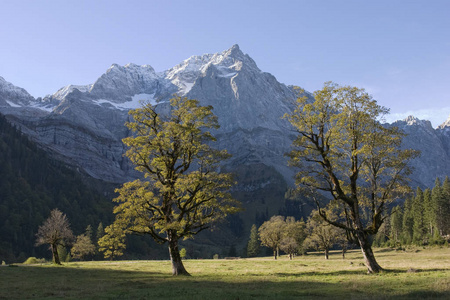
386 107 450 129
438 115 450 129
92 93 165 110
52 84 93 100
166 44 257 95
5 100 21 107
0 76 36 107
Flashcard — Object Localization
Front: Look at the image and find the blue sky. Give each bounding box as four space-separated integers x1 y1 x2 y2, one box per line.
1 0 449 127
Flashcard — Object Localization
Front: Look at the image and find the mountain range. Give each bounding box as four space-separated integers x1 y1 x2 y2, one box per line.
1 44 450 223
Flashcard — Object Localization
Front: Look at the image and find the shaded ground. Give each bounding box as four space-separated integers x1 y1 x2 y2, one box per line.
1 247 449 299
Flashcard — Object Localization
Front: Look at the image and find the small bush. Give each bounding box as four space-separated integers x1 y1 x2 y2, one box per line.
180 248 187 259
23 257 46 264
213 254 219 259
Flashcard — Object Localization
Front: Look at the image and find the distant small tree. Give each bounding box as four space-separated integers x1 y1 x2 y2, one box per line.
247 224 260 257
35 209 74 265
96 222 104 244
438 177 450 236
57 244 71 262
179 248 187 259
412 187 426 244
85 225 94 242
259 216 285 259
402 197 414 244
389 205 403 246
71 234 96 260
422 189 434 240
304 210 344 260
279 217 306 260
98 224 126 260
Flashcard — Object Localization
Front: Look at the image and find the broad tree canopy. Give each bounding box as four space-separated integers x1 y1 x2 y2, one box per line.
286 82 418 273
35 209 74 265
112 95 239 275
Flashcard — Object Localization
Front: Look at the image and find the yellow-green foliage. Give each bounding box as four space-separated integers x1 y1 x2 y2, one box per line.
114 96 240 243
23 257 46 264
98 224 126 260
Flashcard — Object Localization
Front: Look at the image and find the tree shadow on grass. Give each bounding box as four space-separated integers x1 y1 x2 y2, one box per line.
1 264 449 299
0 265 338 299
275 267 450 277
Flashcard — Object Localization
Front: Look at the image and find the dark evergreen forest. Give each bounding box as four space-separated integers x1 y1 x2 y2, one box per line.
0 113 114 263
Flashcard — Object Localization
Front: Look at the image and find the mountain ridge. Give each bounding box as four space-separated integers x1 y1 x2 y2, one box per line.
1 45 449 188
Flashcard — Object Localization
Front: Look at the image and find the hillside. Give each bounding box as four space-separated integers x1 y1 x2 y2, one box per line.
0 113 114 262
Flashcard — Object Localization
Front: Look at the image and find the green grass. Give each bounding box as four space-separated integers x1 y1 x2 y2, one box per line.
1 247 449 299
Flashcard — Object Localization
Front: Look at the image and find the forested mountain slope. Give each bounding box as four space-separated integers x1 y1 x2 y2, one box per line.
0 113 113 262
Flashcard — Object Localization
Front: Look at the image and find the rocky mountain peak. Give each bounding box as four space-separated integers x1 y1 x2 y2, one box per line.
402 115 434 130
88 62 159 101
438 115 450 130
0 76 35 107
1 46 449 188
52 84 93 101
166 44 260 95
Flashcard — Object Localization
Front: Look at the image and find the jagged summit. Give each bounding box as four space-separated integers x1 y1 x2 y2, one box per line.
0 76 35 107
1 46 450 188
52 84 93 101
401 115 434 129
166 44 260 95
438 115 450 130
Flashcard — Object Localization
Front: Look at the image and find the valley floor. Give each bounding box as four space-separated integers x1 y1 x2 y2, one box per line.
1 247 449 299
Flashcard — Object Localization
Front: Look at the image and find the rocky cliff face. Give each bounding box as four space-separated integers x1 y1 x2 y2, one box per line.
1 45 449 190
392 116 450 187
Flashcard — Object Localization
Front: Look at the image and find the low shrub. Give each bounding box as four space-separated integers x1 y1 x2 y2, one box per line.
23 257 46 264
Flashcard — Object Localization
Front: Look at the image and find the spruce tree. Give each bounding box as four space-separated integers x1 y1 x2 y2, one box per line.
247 224 260 257
432 178 444 239
441 177 450 236
389 205 403 246
412 187 425 244
423 188 434 239
402 197 413 244
85 225 93 242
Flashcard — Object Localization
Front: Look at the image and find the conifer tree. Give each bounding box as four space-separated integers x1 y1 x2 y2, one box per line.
96 222 104 244
247 224 260 257
441 177 450 236
85 225 94 242
422 188 434 239
402 196 414 244
432 178 445 238
412 187 426 244
389 205 403 246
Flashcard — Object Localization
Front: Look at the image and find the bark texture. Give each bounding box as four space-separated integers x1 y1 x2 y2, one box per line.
168 231 190 276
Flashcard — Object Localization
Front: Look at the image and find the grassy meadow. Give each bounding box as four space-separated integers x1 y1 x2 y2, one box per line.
1 247 449 299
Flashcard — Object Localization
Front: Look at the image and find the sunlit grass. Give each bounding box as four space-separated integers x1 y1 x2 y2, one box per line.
1 247 449 299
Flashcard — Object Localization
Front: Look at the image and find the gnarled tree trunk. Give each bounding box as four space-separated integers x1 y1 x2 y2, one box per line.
168 230 190 276
51 243 61 265
355 230 382 273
